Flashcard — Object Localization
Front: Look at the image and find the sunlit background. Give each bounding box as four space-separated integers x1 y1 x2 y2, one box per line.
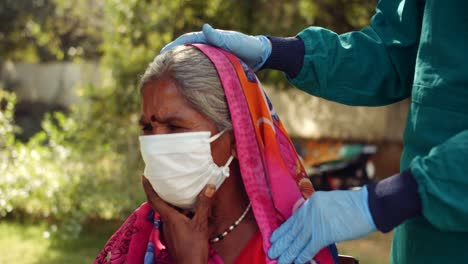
0 0 403 263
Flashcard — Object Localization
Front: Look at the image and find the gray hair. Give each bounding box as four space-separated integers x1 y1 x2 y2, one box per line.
139 45 232 131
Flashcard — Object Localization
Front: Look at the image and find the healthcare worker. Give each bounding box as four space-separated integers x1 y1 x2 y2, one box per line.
162 0 468 263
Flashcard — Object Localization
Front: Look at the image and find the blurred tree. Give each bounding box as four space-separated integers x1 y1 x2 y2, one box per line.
0 0 103 62
0 0 376 62
101 0 377 116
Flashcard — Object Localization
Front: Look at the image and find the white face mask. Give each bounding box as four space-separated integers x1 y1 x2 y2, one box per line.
139 129 234 209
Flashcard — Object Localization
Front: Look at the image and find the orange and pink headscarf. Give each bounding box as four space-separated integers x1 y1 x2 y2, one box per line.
95 44 338 264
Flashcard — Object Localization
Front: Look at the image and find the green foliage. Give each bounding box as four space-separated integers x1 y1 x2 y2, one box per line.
0 0 103 62
0 220 121 263
100 0 376 90
0 90 17 149
0 89 143 238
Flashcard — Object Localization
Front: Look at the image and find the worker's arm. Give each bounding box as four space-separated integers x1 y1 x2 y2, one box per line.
264 0 425 106
368 129 468 233
406 129 468 232
266 167 423 263
267 130 468 262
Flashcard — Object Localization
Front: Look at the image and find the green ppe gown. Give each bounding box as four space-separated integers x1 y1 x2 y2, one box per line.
289 0 468 263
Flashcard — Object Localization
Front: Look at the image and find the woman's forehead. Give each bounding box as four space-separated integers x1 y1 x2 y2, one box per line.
141 79 181 115
142 77 179 100
140 78 207 124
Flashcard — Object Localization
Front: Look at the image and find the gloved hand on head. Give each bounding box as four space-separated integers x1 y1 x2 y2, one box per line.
268 186 377 264
161 24 271 71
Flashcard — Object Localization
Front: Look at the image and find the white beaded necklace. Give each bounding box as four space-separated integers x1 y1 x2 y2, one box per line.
209 202 252 244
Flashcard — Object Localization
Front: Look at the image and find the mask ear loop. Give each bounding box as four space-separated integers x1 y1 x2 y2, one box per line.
208 128 235 177
221 155 235 177
208 128 230 143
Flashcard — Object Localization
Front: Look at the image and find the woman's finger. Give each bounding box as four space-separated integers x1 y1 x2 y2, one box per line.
142 176 178 219
192 184 216 225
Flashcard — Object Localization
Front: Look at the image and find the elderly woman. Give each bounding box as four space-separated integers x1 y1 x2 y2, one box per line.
95 45 338 264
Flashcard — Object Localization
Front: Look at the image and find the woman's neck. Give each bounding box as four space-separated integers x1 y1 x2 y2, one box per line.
209 163 259 264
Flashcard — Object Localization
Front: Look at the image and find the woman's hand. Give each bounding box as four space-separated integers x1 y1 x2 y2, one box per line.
142 176 216 264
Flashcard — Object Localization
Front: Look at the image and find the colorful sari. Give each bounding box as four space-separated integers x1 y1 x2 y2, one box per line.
95 44 338 264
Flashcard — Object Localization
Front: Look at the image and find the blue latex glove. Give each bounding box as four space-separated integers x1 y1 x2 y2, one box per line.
161 24 272 71
268 186 377 264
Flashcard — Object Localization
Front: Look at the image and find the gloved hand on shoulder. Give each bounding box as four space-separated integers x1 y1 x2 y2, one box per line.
268 186 377 264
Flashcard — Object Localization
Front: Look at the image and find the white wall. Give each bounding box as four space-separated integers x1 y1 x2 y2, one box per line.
263 86 408 141
1 61 101 106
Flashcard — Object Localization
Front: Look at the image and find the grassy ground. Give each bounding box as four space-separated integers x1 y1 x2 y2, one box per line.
1 221 392 264
0 221 119 264
338 232 393 264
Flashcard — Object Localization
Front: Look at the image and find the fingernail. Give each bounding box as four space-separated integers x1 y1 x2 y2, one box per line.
204 184 216 198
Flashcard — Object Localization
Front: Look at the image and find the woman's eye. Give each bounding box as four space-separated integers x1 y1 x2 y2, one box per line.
169 125 182 131
141 123 153 132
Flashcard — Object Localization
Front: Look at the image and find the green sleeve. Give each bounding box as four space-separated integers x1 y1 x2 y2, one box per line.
290 0 424 106
410 129 468 232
